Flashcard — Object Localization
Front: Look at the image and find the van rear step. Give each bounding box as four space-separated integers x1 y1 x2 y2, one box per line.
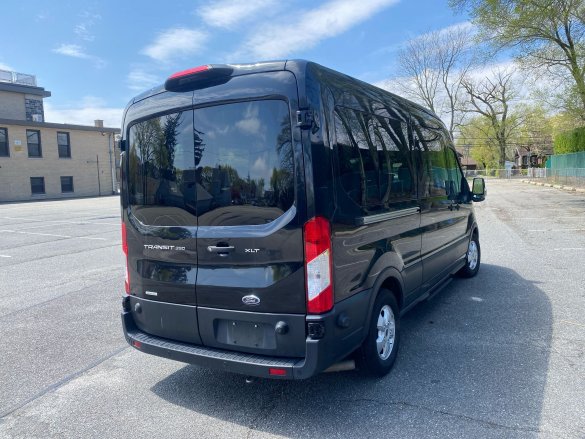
123 312 302 379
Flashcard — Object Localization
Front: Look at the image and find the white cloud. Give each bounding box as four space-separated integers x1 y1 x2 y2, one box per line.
251 156 268 174
54 44 89 58
198 0 277 28
75 24 95 42
0 62 13 71
236 104 262 135
236 117 261 134
373 77 407 94
127 68 161 91
44 97 123 128
466 60 520 82
52 44 106 68
370 21 476 71
142 28 208 63
235 0 399 59
75 11 101 41
434 21 474 38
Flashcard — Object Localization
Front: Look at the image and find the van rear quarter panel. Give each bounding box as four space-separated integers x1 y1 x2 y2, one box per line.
302 63 422 309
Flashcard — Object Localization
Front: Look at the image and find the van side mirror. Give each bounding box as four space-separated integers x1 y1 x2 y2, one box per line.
472 177 486 202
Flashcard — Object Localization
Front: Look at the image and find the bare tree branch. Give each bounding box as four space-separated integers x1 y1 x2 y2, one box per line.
394 24 475 138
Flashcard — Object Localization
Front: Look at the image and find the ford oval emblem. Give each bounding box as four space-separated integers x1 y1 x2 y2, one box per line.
242 295 261 306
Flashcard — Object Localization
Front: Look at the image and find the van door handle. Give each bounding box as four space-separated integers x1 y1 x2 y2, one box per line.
207 245 235 255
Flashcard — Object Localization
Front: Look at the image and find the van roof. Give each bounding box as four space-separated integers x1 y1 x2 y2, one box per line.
125 59 445 134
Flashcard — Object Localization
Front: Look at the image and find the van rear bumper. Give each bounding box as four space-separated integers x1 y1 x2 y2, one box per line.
122 309 343 380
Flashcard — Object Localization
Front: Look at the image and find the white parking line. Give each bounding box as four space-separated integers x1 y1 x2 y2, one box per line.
551 248 585 251
514 216 584 220
11 223 116 232
560 320 585 328
0 254 12 258
527 229 585 232
0 216 119 226
0 229 107 241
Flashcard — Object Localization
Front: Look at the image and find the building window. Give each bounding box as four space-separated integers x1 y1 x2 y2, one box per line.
57 132 71 158
61 176 74 193
0 128 8 157
30 177 45 194
27 130 42 157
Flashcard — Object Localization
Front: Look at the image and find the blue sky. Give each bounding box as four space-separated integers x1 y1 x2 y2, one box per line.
0 0 472 128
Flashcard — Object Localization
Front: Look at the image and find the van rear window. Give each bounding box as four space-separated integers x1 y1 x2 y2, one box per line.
128 100 294 226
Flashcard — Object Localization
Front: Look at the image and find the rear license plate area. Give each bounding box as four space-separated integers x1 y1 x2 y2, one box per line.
216 320 275 349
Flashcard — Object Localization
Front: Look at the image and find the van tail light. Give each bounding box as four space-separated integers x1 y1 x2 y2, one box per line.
304 217 333 314
122 222 130 294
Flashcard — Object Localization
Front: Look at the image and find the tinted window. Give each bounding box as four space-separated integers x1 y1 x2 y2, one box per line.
129 111 196 226
195 100 294 226
444 144 463 200
413 124 463 200
334 107 414 217
0 128 8 157
128 100 294 227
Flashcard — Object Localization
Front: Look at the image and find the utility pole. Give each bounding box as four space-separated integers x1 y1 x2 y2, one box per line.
96 154 101 196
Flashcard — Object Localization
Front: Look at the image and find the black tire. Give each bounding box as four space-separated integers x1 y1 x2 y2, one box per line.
356 289 400 377
458 233 481 278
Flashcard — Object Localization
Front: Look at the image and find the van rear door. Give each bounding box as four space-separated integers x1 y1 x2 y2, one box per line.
192 98 307 358
125 103 201 344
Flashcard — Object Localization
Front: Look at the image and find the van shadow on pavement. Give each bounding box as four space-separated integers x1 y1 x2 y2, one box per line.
151 264 552 438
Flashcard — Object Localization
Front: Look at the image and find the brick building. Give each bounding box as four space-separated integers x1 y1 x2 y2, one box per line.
0 69 120 202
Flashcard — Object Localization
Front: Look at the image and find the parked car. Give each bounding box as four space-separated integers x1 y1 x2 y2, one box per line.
120 60 486 379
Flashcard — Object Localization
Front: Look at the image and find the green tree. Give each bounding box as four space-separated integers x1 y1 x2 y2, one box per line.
457 116 501 168
451 0 585 118
509 105 553 163
461 70 523 168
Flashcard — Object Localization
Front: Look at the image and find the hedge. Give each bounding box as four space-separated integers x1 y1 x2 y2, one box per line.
554 126 585 154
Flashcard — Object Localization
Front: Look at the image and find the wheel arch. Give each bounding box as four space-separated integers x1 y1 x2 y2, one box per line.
362 267 405 338
471 224 479 239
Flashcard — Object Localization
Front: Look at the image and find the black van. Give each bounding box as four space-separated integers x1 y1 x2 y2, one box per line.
120 60 486 379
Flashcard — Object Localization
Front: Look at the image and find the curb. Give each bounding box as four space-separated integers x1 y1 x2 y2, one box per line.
521 179 584 194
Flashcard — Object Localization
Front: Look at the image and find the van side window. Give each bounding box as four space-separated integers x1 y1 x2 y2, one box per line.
374 117 415 202
444 142 463 200
413 126 463 200
333 107 414 217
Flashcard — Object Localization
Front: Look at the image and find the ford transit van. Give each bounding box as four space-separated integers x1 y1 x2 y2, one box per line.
120 60 486 379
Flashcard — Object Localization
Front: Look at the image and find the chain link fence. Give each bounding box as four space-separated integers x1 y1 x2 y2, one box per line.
463 169 528 179
464 168 585 188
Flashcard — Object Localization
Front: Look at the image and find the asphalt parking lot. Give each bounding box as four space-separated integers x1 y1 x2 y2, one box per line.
1 181 584 438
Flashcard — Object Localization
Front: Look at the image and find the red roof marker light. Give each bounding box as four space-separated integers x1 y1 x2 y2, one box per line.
168 65 210 80
165 64 234 92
